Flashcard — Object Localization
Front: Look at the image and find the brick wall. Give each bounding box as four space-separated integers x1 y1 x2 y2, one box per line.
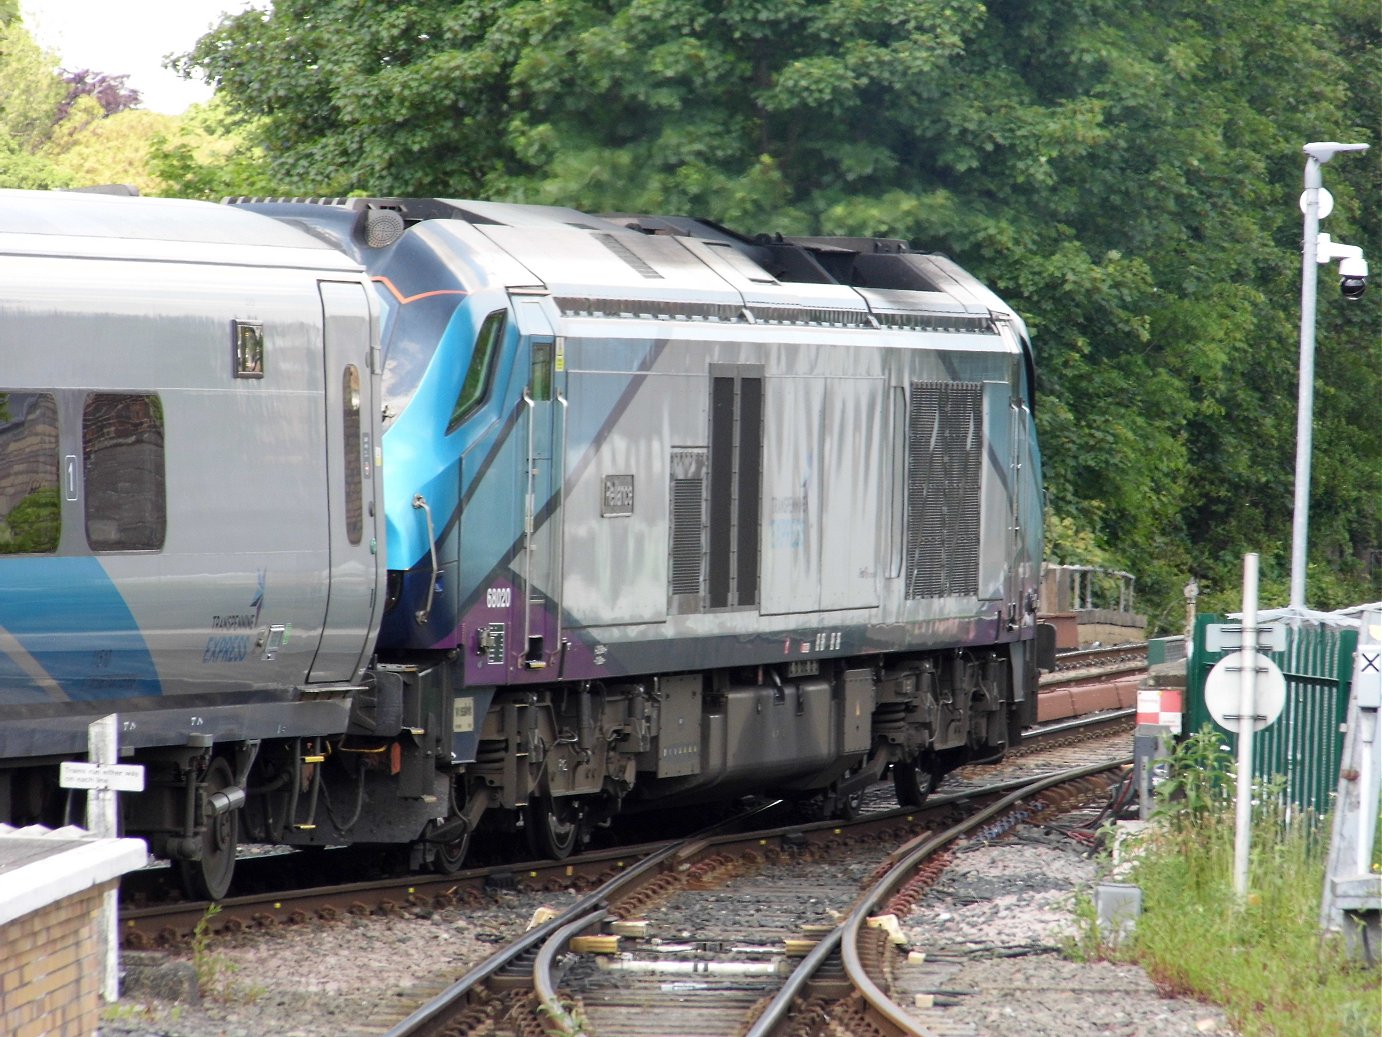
0 882 110 1037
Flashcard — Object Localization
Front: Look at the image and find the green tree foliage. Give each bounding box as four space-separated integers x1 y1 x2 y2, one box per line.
42 100 179 194
179 1 1377 626
0 15 258 197
145 99 276 201
0 132 67 189
0 20 69 175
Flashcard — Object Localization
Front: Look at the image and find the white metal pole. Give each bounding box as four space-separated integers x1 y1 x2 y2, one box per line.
87 715 119 837
1233 555 1259 899
1289 141 1369 615
1288 161 1321 616
88 715 122 1002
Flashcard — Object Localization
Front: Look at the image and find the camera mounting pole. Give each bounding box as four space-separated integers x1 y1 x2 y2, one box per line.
1289 141 1369 618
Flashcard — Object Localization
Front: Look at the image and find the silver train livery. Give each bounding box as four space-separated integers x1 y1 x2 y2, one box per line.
0 189 1051 898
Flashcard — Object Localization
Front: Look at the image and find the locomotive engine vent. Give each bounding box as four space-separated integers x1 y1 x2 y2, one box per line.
905 380 982 599
668 448 707 613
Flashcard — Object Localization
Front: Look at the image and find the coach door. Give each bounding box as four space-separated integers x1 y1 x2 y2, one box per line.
309 281 382 683
513 296 566 672
1003 324 1031 633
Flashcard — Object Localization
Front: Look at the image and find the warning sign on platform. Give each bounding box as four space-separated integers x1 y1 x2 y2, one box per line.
59 761 145 793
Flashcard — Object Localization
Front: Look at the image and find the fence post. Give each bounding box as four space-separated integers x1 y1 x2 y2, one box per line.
1320 610 1382 964
89 716 121 1002
1231 555 1259 900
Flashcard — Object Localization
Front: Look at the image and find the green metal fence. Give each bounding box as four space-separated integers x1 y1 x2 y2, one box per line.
1187 613 1357 815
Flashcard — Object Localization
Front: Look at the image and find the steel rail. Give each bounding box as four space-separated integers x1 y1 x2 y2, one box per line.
525 790 1002 1036
1024 707 1136 742
380 802 782 1037
838 756 1131 1036
533 908 608 1035
741 756 1129 1037
389 763 1123 1037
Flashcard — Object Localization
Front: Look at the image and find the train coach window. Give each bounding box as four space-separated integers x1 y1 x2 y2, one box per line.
343 366 363 545
446 310 505 434
0 392 60 554
83 393 166 552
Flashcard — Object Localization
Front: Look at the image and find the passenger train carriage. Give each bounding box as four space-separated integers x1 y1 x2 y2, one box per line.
0 189 1050 898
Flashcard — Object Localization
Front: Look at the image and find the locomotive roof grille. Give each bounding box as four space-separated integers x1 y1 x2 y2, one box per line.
874 312 995 333
746 304 873 328
556 297 742 322
555 296 996 332
594 233 665 280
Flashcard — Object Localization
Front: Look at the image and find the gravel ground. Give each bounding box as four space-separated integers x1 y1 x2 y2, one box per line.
896 828 1241 1037
101 887 580 1037
101 823 1240 1037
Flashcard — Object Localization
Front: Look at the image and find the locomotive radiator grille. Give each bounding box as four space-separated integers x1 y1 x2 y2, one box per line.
905 380 982 599
668 449 707 611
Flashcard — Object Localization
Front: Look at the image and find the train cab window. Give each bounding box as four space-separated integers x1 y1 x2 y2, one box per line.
82 393 166 552
530 340 553 402
343 366 363 545
446 310 505 434
0 392 60 554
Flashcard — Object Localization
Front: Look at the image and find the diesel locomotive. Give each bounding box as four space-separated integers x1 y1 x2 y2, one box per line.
0 189 1051 898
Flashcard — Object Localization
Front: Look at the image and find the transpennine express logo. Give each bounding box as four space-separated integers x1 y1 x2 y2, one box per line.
203 570 267 664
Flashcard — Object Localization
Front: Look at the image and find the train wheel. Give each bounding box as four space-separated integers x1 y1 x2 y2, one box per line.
836 786 865 821
429 825 471 875
525 793 579 860
892 757 936 808
177 757 238 901
834 765 865 820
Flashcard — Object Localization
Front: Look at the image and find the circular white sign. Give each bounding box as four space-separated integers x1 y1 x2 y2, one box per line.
1203 651 1286 733
1300 187 1334 219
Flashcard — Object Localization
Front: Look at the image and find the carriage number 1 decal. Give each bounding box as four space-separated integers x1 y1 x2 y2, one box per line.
486 587 511 608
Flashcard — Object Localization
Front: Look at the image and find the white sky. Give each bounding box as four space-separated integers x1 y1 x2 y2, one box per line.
20 0 257 114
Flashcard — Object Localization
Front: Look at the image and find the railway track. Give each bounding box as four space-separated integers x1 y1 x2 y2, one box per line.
107 712 1136 1037
1035 641 1149 724
378 756 1129 1036
1049 642 1148 674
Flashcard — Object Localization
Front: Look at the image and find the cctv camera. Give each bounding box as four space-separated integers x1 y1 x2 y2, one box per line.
1318 235 1369 300
1339 255 1368 300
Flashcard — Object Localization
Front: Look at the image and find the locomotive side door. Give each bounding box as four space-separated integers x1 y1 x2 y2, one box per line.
309 280 383 683
512 295 566 672
1003 324 1031 633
